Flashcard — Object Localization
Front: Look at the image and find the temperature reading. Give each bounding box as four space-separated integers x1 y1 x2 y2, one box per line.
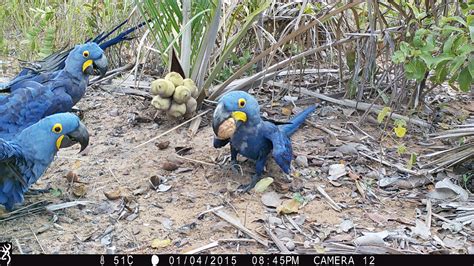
114 255 134 266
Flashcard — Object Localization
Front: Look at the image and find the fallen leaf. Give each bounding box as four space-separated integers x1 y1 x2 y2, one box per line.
104 190 122 200
281 106 293 116
71 160 81 170
348 171 360 180
394 125 407 138
426 178 469 201
156 141 170 150
150 175 162 188
354 231 388 246
328 164 347 181
162 162 179 171
261 191 282 208
157 184 172 192
410 219 431 240
72 184 87 197
340 219 354 233
277 199 301 215
254 177 274 193
151 238 171 249
65 171 80 183
366 212 388 226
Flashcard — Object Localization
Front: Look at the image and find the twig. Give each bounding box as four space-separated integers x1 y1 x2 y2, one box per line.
175 154 217 167
269 81 431 128
316 185 342 212
14 238 23 254
306 121 338 137
426 199 432 230
213 209 269 247
196 205 224 219
29 225 45 253
347 122 376 141
108 167 122 185
218 238 256 243
183 241 219 254
431 213 473 235
264 226 291 254
359 152 420 176
135 110 211 149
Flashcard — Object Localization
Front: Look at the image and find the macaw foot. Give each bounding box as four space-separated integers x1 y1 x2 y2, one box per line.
237 174 261 193
230 160 243 175
71 107 84 119
25 188 51 195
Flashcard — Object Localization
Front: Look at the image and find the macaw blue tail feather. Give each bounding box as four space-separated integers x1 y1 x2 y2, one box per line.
280 105 317 137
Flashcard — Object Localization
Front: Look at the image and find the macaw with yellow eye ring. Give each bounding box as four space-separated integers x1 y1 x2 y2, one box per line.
212 91 317 192
0 113 89 211
2 42 107 109
0 43 106 139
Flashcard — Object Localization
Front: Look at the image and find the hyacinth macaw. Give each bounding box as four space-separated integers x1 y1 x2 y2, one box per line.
0 113 89 211
0 43 106 140
3 42 107 106
212 91 317 192
0 19 145 91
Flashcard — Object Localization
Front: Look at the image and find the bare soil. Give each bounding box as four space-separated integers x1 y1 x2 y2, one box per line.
0 83 472 254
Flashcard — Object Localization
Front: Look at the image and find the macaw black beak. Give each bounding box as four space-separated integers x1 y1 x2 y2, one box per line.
92 54 108 77
59 122 90 153
212 102 232 136
83 54 108 77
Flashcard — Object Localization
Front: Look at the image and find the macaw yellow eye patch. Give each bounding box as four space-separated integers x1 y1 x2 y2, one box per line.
52 123 63 134
83 50 89 58
56 135 64 150
82 60 93 72
231 111 247 122
238 98 246 108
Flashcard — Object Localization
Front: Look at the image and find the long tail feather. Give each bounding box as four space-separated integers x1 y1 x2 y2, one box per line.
280 105 318 136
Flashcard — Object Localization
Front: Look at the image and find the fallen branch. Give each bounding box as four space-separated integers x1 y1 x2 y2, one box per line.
264 226 291 254
269 82 431 128
183 241 219 254
135 110 211 149
316 185 342 212
213 209 269 247
360 152 421 176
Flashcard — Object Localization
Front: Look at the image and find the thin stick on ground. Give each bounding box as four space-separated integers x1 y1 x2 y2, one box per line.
316 185 342 212
184 241 219 254
29 225 45 253
213 209 269 247
135 110 211 149
264 226 291 254
175 154 217 167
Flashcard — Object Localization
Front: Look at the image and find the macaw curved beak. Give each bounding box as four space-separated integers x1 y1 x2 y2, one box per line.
212 102 247 136
82 54 108 77
58 122 90 153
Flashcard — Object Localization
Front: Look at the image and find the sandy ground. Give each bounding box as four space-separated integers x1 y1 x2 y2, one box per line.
0 83 471 254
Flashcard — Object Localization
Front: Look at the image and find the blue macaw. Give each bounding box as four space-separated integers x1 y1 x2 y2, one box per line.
0 113 89 211
212 91 317 192
0 19 145 91
3 42 107 106
0 43 106 140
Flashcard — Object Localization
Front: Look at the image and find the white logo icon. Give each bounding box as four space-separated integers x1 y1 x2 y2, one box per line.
0 243 11 266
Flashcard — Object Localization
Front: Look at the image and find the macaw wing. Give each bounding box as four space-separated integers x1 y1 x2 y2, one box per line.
0 140 27 210
263 126 292 174
0 85 74 140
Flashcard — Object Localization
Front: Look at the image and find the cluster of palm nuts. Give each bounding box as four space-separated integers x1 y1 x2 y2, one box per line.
150 72 198 118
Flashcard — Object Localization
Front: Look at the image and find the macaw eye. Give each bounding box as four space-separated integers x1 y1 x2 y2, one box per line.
238 98 246 108
52 123 63 134
83 51 89 58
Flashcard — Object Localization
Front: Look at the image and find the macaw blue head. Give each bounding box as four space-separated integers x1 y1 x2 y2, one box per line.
64 42 108 77
15 113 89 164
212 91 261 136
